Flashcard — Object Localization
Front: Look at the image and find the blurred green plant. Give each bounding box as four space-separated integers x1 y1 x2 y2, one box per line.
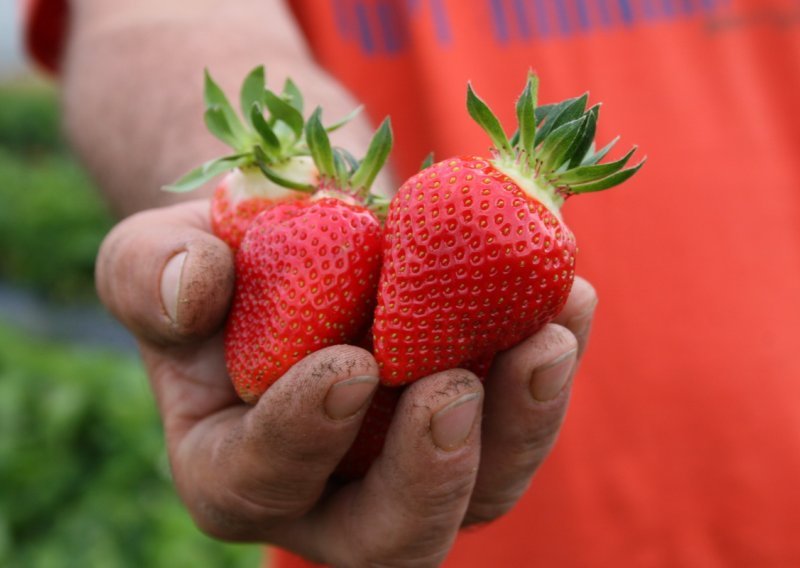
0 149 113 302
0 323 263 567
0 81 65 156
0 81 114 302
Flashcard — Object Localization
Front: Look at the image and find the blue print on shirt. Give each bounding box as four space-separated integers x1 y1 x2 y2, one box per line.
330 0 744 54
486 0 730 41
332 0 451 54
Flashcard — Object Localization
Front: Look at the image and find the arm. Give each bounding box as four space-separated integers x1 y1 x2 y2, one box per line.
63 0 375 217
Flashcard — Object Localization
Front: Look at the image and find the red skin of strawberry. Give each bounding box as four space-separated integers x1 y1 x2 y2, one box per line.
225 197 383 404
210 171 310 251
374 156 576 386
210 184 275 251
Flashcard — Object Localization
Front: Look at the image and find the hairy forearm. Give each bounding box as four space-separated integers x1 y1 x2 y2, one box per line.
62 0 373 217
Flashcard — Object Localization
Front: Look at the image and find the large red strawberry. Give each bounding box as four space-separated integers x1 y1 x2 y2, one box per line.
374 74 644 386
166 66 361 250
225 110 393 403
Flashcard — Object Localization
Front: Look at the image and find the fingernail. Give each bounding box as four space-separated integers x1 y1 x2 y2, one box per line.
431 393 481 451
530 350 576 402
325 376 379 420
161 251 187 323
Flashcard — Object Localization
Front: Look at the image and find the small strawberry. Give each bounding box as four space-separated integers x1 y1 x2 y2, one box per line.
374 73 644 386
225 110 393 403
166 66 360 250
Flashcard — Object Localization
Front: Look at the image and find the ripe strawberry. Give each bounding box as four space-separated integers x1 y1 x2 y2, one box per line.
166 66 360 250
374 74 644 386
225 110 393 403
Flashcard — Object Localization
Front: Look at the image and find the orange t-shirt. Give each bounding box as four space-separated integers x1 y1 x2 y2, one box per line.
27 1 800 566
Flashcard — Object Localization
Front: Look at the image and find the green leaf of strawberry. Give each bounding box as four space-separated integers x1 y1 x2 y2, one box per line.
239 65 267 129
204 69 250 149
305 107 393 200
515 73 538 159
163 154 249 193
325 105 364 133
164 66 368 251
249 102 282 156
281 78 304 113
264 89 305 145
350 117 393 192
551 146 637 186
466 83 512 155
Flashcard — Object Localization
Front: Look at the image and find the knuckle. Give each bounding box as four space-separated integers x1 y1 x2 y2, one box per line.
353 525 454 568
498 415 563 475
188 489 287 542
463 493 519 526
208 426 327 527
518 414 563 456
464 470 538 527
239 422 339 490
411 472 476 513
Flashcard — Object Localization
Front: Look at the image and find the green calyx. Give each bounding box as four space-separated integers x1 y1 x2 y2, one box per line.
304 107 393 214
164 65 362 193
467 72 645 210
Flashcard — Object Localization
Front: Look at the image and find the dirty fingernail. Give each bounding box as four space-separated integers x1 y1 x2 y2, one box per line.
160 251 187 323
530 350 576 402
431 393 481 451
325 375 379 420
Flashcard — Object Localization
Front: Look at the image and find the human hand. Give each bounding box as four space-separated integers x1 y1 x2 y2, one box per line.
95 199 597 566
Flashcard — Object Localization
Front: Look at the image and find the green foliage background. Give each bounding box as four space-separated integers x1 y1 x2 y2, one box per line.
0 80 261 567
0 81 113 302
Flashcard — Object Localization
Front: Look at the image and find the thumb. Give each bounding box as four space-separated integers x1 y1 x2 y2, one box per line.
95 200 234 346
